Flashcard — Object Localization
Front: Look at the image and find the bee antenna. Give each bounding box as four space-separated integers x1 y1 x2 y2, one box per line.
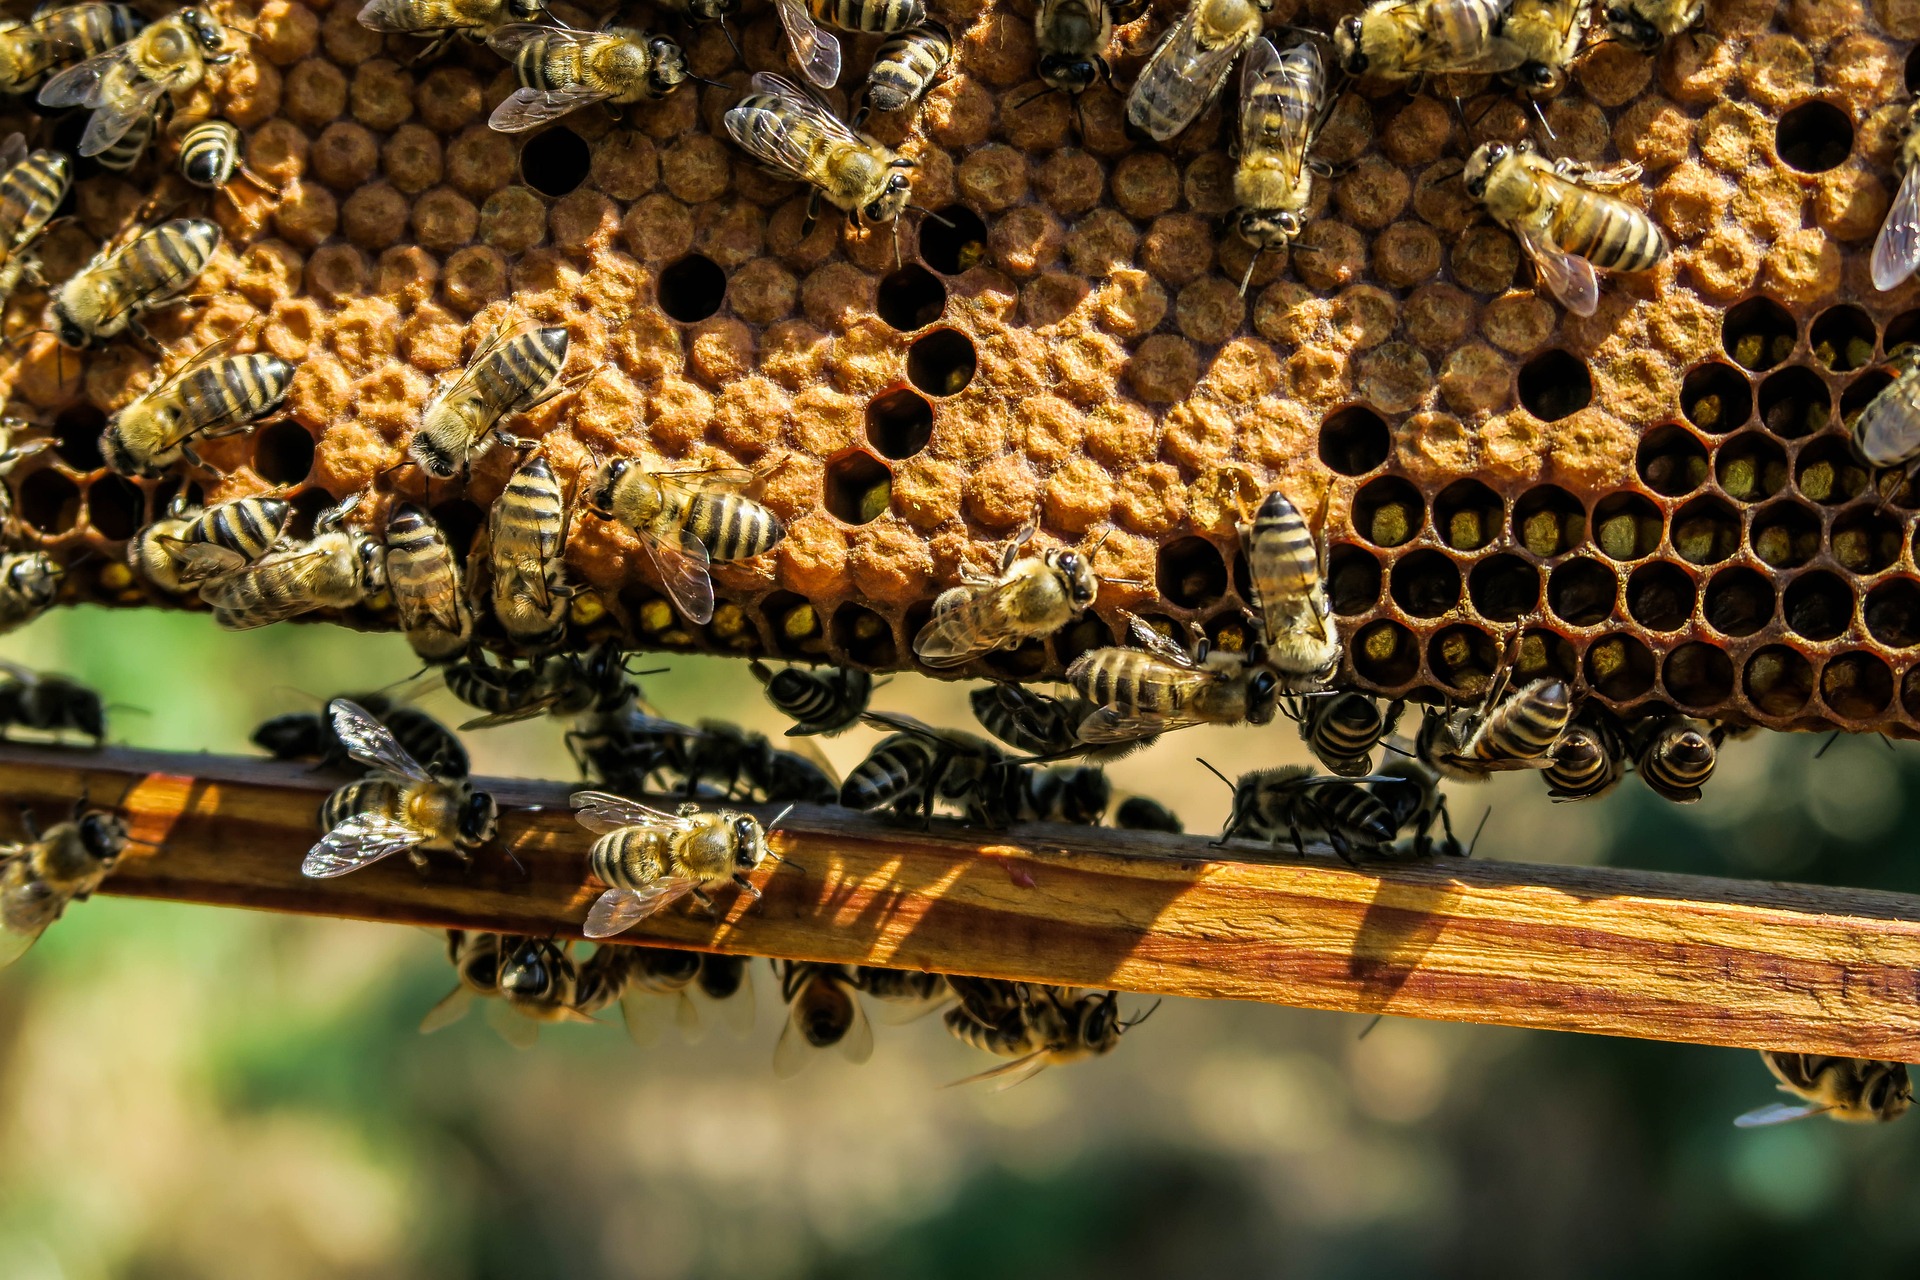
720 18 743 62
1463 806 1490 858
908 205 955 228
1121 997 1161 1028
1010 84 1056 113
768 803 796 829
1239 247 1262 297
1813 729 1841 759
1195 758 1234 791
689 73 730 91
1355 1013 1384 1040
1529 98 1558 144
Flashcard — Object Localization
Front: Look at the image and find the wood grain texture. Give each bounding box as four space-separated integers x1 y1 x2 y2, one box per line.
5 743 1919 1058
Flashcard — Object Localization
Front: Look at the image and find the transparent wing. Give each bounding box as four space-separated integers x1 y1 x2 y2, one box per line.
0 133 25 172
484 21 568 56
704 970 757 1037
418 984 474 1034
169 540 247 585
302 812 424 878
570 789 689 835
487 999 542 1049
35 47 116 107
837 994 874 1064
772 1004 815 1078
1124 614 1197 667
199 547 334 626
1517 222 1599 318
75 74 164 157
489 85 609 132
0 924 40 971
654 466 758 494
772 0 841 88
583 881 700 938
1074 705 1206 744
727 74 862 175
358 0 434 31
947 1050 1050 1089
638 528 715 626
459 695 566 731
1241 40 1318 192
1874 163 1920 291
911 585 1012 666
330 698 432 781
771 987 871 1077
618 986 688 1047
1734 1101 1828 1128
1133 7 1242 142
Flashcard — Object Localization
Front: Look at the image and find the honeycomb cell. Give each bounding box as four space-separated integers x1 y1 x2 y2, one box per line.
1752 499 1822 568
659 254 727 324
1353 476 1424 548
1318 406 1390 476
1680 360 1753 433
254 421 316 486
1746 645 1815 716
1549 557 1618 626
1755 364 1830 438
1831 505 1903 574
87 475 142 541
1714 432 1789 501
1886 307 1920 354
1157 537 1227 609
1810 304 1877 371
1864 577 1920 645
875 265 946 331
823 452 892 526
867 389 934 460
52 403 106 471
1794 435 1869 504
1625 560 1693 630
1783 569 1854 640
18 469 78 535
1516 349 1592 422
1723 296 1798 370
1053 613 1113 666
1670 494 1740 565
832 602 897 667
1353 619 1419 686
1774 100 1855 173
1703 566 1776 636
1591 492 1663 561
1512 485 1586 558
1586 635 1656 700
1515 627 1577 685
906 330 977 397
1635 424 1709 496
1391 549 1463 618
1838 367 1894 430
521 127 591 197
1328 544 1383 615
1664 642 1735 709
1822 652 1893 718
1432 479 1501 551
1429 624 1500 692
1467 554 1540 622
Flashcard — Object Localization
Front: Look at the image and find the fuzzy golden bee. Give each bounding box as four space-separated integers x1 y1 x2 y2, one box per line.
857 21 949 123
1736 1053 1912 1128
0 803 131 967
1599 0 1704 53
570 790 785 938
101 340 293 478
357 0 545 59
724 73 918 234
1231 39 1326 292
1244 490 1339 692
912 525 1099 668
1030 0 1126 96
51 217 220 350
1500 0 1587 98
489 452 572 650
0 137 68 308
0 551 61 634
1849 347 1920 472
197 497 384 630
128 492 291 594
37 6 231 158
409 322 573 479
385 502 473 664
1125 0 1271 143
1066 615 1282 744
1876 101 1920 292
1331 0 1519 79
0 3 145 96
585 458 786 626
486 25 689 132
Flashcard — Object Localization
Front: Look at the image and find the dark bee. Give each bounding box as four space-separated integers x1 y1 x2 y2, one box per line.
1418 677 1574 782
748 660 872 736
1635 714 1717 804
1113 795 1183 833
0 663 104 745
1367 758 1470 858
251 693 468 777
446 642 638 730
1213 763 1402 863
1543 710 1626 802
679 719 838 805
774 960 873 1076
1292 691 1403 777
945 979 1154 1087
841 712 1001 823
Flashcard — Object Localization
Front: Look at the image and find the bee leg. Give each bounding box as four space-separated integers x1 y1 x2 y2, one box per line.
691 888 718 915
732 872 763 900
800 190 821 239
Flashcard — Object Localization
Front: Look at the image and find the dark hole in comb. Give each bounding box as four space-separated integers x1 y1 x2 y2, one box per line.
429 499 485 561
1680 361 1752 433
1774 99 1853 174
875 265 947 331
906 329 976 397
658 254 727 324
1156 536 1227 609
520 125 590 196
86 474 142 541
866 388 934 459
1467 554 1539 622
1516 349 1591 422
1390 549 1462 619
253 420 314 486
1663 642 1733 710
1318 406 1390 476
1783 570 1853 641
1351 619 1418 687
1810 304 1876 372
1326 544 1382 615
918 205 988 275
1756 365 1828 439
831 602 896 667
1635 424 1709 497
823 451 892 526
17 468 79 535
1747 645 1813 717
52 403 105 471
1702 566 1774 638
1548 557 1617 626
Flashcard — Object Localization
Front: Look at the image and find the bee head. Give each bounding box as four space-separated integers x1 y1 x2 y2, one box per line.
1333 15 1365 75
1244 661 1280 726
459 790 499 844
356 534 386 592
1601 5 1661 52
1870 1065 1913 1121
648 35 689 91
1236 209 1300 252
1073 990 1122 1049
1047 548 1097 609
180 8 225 52
730 814 765 866
587 459 626 516
1512 62 1561 96
864 162 916 223
1038 54 1098 93
51 301 88 350
500 938 560 997
1462 143 1505 198
76 811 127 863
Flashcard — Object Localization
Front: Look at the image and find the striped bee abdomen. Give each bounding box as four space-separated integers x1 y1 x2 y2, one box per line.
686 491 785 561
589 827 671 891
1551 187 1668 272
1468 680 1572 764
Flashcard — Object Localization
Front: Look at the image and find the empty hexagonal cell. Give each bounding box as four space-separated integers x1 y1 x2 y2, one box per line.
1810 305 1877 372
1053 613 1114 666
1775 100 1854 174
1352 619 1419 686
1756 365 1829 439
254 420 315 486
1831 506 1902 575
1319 406 1390 476
1327 543 1383 615
1713 432 1788 501
1390 549 1462 618
1909 44 1920 93
1590 492 1662 561
832 602 897 666
1352 476 1424 548
822 450 892 525
1428 624 1500 693
1821 652 1893 718
1635 424 1708 497
1752 500 1821 569
866 388 934 459
1515 628 1576 684
86 474 142 540
1663 642 1734 710
284 487 336 540
875 264 947 331
1793 436 1869 505
1625 560 1692 631
1746 645 1814 717
1157 536 1227 608
1585 635 1655 700
658 254 727 323
919 204 988 275
1864 578 1920 647
1670 495 1739 565
1680 361 1753 433
905 328 976 397
1702 567 1774 637
1723 296 1797 371
1433 478 1501 551
1511 484 1585 557
51 403 105 471
429 499 485 559
1516 349 1592 422
1548 557 1617 626
1886 308 1920 356
17 468 78 535
520 125 589 196
1467 554 1539 621
1783 569 1853 641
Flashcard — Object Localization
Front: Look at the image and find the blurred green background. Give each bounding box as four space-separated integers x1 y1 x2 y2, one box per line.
0 605 1915 1279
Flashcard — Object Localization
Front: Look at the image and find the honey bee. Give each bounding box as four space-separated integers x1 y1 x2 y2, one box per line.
1500 0 1587 97
128 491 290 594
724 73 918 235
774 961 873 1076
912 524 1099 668
1736 1053 1912 1128
304 698 498 879
1542 710 1625 801
1030 0 1120 97
841 711 1002 822
1066 615 1282 744
1209 761 1400 862
1244 491 1340 692
101 339 293 477
0 4 146 96
94 111 150 170
358 0 545 60
419 929 505 1034
0 802 130 967
1463 141 1668 318
975 760 1112 826
51 217 220 350
486 25 689 133
409 322 573 480
1232 39 1327 293
857 21 949 125
772 0 926 90
198 496 385 630
0 551 62 634
853 964 949 1010
253 693 468 776
0 663 103 744
1294 690 1403 777
37 7 232 159
1367 758 1470 858
488 453 571 650
1877 102 1920 292
945 979 1153 1087
493 935 596 1044
447 643 636 730
0 137 70 308
175 118 265 192
1331 0 1520 80
385 502 472 664
1113 795 1183 832
680 719 839 804
584 457 786 626
749 659 872 736
0 416 50 530
571 790 784 938
1124 0 1271 143
1599 0 1705 54
1849 347 1920 474
1417 675 1573 781
1634 714 1715 804
609 945 700 1044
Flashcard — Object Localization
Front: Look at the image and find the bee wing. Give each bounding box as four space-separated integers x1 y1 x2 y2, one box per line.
68 66 165 157
1073 705 1205 744
0 925 41 971
1132 6 1243 142
637 526 716 626
168 540 248 585
705 969 757 1037
617 986 688 1047
331 697 433 781
728 73 863 174
771 0 842 89
947 1049 1051 1089
357 0 436 32
199 547 334 628
1733 1101 1831 1128
911 581 1017 667
489 84 610 133
838 991 875 1064
1516 222 1599 318
459 695 567 731
35 46 118 107
302 812 425 878
418 983 476 1034
653 465 759 493
1239 39 1319 189
1124 613 1198 667
486 999 542 1049
0 133 24 172
1874 162 1920 291
570 789 691 833
583 880 701 938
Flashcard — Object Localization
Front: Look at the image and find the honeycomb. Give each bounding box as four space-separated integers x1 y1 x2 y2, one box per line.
2 0 1919 736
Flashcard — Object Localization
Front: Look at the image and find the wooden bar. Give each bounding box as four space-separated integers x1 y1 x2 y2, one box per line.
3 743 1918 1058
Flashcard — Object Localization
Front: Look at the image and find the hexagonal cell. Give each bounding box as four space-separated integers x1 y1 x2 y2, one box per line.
1783 569 1853 641
1724 297 1798 372
17 468 79 535
284 487 336 540
985 640 1050 680
1713 432 1788 501
1390 549 1462 618
254 420 315 486
1821 652 1893 719
1511 484 1585 558
1746 645 1814 717
706 601 762 653
1839 367 1893 428
1886 308 1920 356
51 403 105 471
866 388 934 459
1432 478 1501 552
1831 505 1902 575
429 498 485 559
1327 543 1383 615
1625 560 1692 631
919 205 988 275
822 450 892 525
1515 627 1576 684
1516 349 1592 422
1702 566 1774 637
1352 476 1424 548
1680 361 1753 433
86 474 142 540
906 329 976 397
1635 424 1708 497
1864 578 1920 647
1319 406 1390 476
520 125 589 196
1467 554 1539 621
1670 494 1739 566
875 264 947 331
1774 100 1854 174
1053 612 1114 666
1547 556 1617 626
1752 501 1821 569
1590 492 1662 561
1585 634 1655 701
1156 536 1228 609
1905 664 1920 721
1203 612 1258 655
1909 44 1920 94
1810 305 1876 372
1663 642 1734 710
1428 624 1499 693
658 254 727 323
1352 619 1419 686
1793 436 1869 505
832 602 897 667
1756 365 1829 439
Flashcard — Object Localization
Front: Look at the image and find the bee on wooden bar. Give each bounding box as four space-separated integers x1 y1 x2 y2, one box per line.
0 662 104 744
571 790 785 938
856 21 949 125
1294 690 1402 777
1244 491 1339 693
409 322 573 480
1542 710 1624 802
912 523 1100 668
385 502 472 664
946 979 1155 1088
198 497 383 630
1736 1053 1912 1128
1367 758 1469 858
774 961 873 1076
968 683 1147 766
1125 0 1271 143
1599 0 1704 53
448 643 637 730
0 3 146 96
1210 761 1401 862
973 760 1112 827
1417 674 1573 782
101 338 293 477
607 945 700 1045
853 965 948 1011
1634 714 1716 804
724 73 917 235
1232 39 1327 293
1330 0 1520 79
749 660 871 736
0 552 62 635
493 935 596 1045
358 0 545 61
1114 795 1183 833
841 711 1001 822
37 7 232 159
0 802 130 967
253 691 468 777
486 25 690 133
678 718 838 805
52 217 219 349
1066 615 1281 745
0 137 68 309
1499 0 1587 98
489 453 572 650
